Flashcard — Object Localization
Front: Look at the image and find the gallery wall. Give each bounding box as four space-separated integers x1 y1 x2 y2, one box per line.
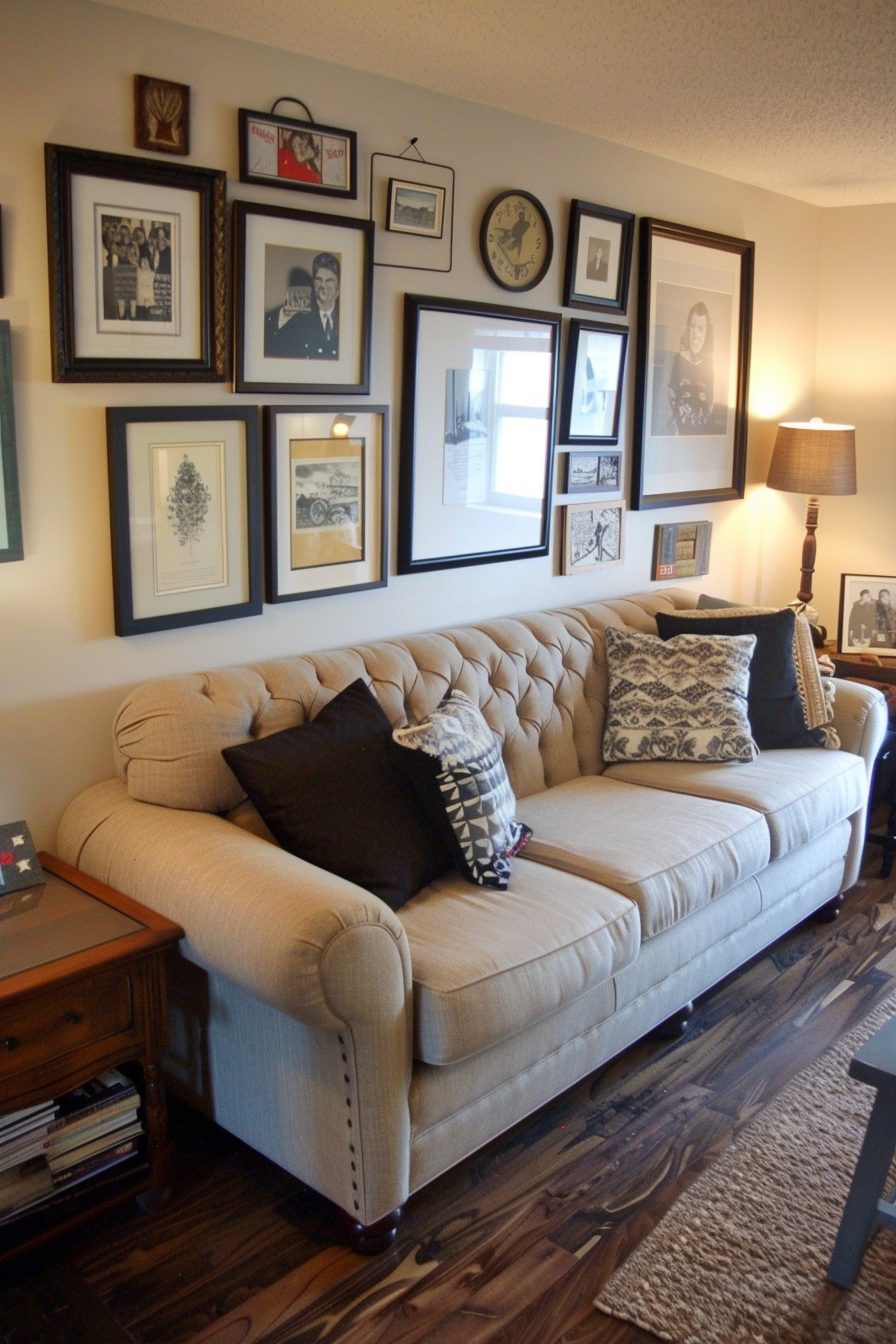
0 0 840 846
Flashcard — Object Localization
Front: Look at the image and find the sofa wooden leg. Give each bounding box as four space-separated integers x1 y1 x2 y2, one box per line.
810 894 844 923
342 1206 403 1254
649 1001 694 1041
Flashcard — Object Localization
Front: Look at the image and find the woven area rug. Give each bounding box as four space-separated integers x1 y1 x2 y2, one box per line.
594 992 896 1344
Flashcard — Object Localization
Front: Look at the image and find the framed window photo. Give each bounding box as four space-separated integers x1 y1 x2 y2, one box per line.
564 450 621 495
563 200 634 314
562 501 624 574
398 295 560 574
238 108 356 200
234 200 373 395
387 178 445 238
631 218 754 510
45 144 227 382
838 574 896 655
0 322 23 564
264 405 388 603
559 319 627 445
106 406 263 635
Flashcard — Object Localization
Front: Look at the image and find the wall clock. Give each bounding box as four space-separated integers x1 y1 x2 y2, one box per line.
479 190 553 292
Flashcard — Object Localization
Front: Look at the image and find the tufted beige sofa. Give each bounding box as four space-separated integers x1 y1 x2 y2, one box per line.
57 587 888 1248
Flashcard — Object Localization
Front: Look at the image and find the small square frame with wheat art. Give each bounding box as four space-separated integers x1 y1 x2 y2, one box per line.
838 573 896 656
562 501 624 574
134 75 190 156
107 406 263 635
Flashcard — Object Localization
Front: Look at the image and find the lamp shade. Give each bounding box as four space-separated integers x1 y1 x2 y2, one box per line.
766 417 856 496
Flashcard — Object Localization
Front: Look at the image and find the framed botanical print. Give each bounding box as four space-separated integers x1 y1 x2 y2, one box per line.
45 144 227 382
631 218 754 510
559 319 628 444
106 406 263 635
0 322 23 563
264 405 388 603
563 200 634 314
234 200 373 395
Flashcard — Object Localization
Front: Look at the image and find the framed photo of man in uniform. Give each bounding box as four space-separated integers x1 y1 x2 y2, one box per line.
234 201 374 395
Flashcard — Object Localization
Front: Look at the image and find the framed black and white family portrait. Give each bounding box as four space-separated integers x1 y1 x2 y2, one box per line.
631 218 754 509
838 574 896 656
234 201 373 395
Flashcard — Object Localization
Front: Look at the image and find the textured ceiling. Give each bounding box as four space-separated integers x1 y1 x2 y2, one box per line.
99 0 896 206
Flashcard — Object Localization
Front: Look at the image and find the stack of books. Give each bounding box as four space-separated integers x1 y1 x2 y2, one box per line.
0 1068 143 1224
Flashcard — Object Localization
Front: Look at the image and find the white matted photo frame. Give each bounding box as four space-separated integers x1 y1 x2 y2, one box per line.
631 218 754 510
398 294 560 574
45 144 227 382
562 501 625 574
563 449 622 495
264 405 388 603
370 153 455 272
234 200 373 395
106 406 263 635
559 319 628 445
838 573 896 655
563 200 634 314
0 321 23 564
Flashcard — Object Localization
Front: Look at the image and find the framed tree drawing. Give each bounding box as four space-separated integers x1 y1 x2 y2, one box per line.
631 218 754 510
106 406 262 635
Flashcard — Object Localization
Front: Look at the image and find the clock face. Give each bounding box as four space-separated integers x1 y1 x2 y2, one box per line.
479 191 553 292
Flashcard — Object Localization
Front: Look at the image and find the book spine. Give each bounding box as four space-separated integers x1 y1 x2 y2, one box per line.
51 1139 138 1189
47 1086 138 1134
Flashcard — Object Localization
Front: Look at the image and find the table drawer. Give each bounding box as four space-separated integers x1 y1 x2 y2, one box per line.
0 969 134 1080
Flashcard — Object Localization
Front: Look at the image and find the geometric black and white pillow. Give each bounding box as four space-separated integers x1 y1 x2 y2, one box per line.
393 690 532 889
602 627 758 764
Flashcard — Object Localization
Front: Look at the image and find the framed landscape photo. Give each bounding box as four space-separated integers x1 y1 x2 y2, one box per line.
563 200 634 314
370 153 455 273
234 200 373 395
838 573 896 655
106 406 263 635
264 405 388 603
398 294 560 574
631 218 754 510
563 449 621 495
562 501 624 574
387 178 445 238
238 107 357 200
45 144 227 382
0 322 23 564
559 319 627 444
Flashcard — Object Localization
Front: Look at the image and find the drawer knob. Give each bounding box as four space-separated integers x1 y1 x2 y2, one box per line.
2 1036 19 1051
64 1010 84 1025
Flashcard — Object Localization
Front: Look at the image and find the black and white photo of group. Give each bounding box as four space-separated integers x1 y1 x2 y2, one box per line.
651 282 732 437
99 211 174 323
844 578 896 654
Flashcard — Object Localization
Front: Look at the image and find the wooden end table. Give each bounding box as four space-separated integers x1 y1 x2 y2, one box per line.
0 853 183 1261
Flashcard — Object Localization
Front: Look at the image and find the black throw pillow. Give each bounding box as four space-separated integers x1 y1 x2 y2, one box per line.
222 678 454 911
655 607 824 749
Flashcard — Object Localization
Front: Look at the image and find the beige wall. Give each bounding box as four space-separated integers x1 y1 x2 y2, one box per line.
0 0 831 847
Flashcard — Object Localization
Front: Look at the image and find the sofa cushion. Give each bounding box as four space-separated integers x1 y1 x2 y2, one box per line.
602 627 757 763
517 775 769 938
655 606 829 749
221 678 453 911
393 690 532 889
398 857 639 1064
604 747 866 861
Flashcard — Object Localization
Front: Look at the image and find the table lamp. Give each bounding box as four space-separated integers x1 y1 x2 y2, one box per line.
766 417 857 612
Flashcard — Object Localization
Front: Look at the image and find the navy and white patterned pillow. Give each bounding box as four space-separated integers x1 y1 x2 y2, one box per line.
393 691 532 889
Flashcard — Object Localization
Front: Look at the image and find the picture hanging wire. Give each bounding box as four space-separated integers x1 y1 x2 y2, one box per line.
271 97 314 123
398 137 426 162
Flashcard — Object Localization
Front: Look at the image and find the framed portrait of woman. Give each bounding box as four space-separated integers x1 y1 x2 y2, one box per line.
631 219 754 510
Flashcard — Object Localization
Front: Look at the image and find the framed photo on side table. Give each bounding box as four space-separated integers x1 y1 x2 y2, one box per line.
234 200 373 395
562 501 625 574
839 574 896 656
0 321 23 563
563 200 634 314
398 294 560 574
264 405 388 603
631 218 753 510
106 406 263 635
559 319 627 444
45 144 227 382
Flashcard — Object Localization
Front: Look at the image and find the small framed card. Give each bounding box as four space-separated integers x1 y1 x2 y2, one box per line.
0 821 44 893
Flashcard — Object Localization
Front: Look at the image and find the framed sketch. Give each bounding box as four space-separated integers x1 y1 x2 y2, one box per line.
559 319 627 444
564 450 621 495
838 574 896 656
134 75 190 155
562 501 624 574
234 200 373 395
631 218 754 510
387 178 445 238
106 406 263 635
238 107 356 200
651 520 712 580
398 294 560 574
45 144 227 383
563 200 634 314
0 322 23 563
264 405 388 603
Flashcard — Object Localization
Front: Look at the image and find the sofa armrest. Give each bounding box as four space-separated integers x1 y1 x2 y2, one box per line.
829 678 889 776
57 780 412 1031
